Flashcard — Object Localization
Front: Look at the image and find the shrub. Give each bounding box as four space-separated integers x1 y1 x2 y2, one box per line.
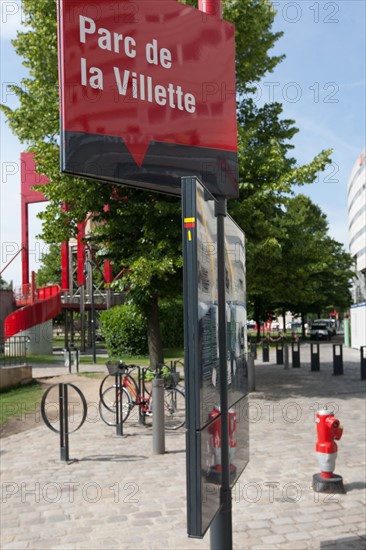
100 305 148 357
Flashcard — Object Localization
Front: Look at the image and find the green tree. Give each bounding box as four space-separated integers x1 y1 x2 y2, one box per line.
0 275 12 290
272 195 353 334
35 243 61 287
230 101 331 336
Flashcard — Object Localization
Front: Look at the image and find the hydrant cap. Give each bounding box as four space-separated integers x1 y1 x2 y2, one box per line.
318 407 334 416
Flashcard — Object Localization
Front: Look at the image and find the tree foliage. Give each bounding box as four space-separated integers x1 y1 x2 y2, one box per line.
35 243 61 287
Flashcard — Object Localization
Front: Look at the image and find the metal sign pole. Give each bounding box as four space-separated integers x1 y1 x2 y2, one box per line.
210 198 232 550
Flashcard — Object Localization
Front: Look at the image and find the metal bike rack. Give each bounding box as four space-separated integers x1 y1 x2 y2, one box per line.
41 383 87 463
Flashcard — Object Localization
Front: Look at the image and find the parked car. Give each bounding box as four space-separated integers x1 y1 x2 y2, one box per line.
310 321 333 340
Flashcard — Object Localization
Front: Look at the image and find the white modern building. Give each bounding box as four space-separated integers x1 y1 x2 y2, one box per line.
347 149 366 349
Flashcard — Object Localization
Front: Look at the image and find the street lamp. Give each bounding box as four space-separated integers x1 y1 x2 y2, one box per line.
84 256 96 364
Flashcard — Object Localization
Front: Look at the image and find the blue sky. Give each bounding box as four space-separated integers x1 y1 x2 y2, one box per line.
1 0 365 287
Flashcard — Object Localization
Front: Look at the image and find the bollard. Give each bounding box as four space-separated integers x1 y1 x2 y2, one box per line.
71 348 79 373
247 352 255 392
64 348 71 373
361 347 366 380
262 340 269 362
64 347 79 373
276 342 284 365
152 377 165 454
333 344 343 376
292 342 300 368
250 341 257 360
310 343 320 372
284 342 289 369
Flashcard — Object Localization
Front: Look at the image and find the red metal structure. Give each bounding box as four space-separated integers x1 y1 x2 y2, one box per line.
4 153 114 343
5 284 61 338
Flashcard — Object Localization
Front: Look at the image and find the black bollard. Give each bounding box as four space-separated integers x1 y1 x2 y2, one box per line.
262 340 269 362
292 342 300 368
310 343 320 371
333 344 343 375
276 342 284 365
360 346 366 380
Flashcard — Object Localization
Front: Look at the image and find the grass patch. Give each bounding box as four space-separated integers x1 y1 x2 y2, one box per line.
0 381 43 425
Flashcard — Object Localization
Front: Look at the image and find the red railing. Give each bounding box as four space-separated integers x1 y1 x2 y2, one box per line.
4 285 61 339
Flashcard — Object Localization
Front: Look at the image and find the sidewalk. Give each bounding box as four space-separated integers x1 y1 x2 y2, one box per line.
1 343 365 549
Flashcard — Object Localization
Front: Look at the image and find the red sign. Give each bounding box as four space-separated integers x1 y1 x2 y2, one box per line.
58 0 238 197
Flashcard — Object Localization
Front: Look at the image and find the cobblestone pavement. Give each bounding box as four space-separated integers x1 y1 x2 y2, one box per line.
1 342 365 549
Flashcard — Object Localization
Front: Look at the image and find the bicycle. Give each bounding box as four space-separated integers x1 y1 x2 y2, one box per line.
98 362 186 430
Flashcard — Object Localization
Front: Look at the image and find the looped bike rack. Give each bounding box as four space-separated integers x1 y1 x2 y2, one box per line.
41 383 87 463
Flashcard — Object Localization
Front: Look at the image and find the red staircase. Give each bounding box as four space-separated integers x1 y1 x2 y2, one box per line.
4 285 61 339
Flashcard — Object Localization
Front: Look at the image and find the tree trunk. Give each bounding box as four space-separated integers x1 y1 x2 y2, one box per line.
301 312 306 338
147 292 164 368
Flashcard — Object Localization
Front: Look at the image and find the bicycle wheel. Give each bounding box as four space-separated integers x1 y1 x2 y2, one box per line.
99 386 132 426
164 387 186 430
99 373 139 408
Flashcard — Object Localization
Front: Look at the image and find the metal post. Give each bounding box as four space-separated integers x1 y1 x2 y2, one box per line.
284 342 289 370
90 266 96 364
115 372 123 436
84 256 96 363
210 197 232 550
361 347 366 380
276 342 284 365
262 340 269 362
310 343 320 371
333 344 343 376
292 342 300 368
247 352 255 392
80 284 86 352
152 377 165 454
59 384 70 462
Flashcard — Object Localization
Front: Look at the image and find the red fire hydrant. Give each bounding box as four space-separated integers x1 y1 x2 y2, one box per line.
207 406 237 482
313 407 345 493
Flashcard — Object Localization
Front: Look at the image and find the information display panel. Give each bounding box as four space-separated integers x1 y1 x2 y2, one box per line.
183 177 248 538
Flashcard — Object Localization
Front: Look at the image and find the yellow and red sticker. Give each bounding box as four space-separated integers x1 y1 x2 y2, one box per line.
184 217 195 242
184 217 196 228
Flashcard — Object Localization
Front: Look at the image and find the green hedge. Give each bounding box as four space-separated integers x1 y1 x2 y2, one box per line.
100 298 184 358
100 305 148 357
